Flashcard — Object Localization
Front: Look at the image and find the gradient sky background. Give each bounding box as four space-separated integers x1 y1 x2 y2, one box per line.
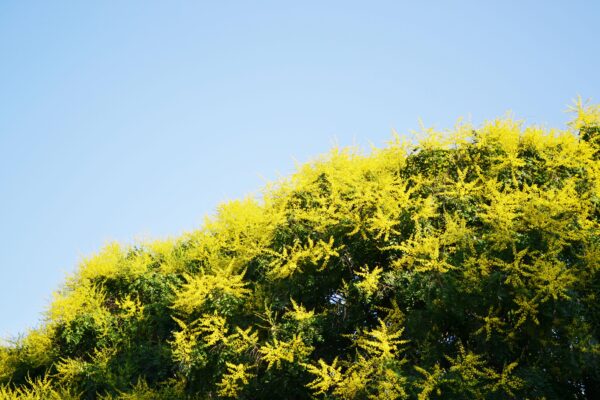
1 1 599 338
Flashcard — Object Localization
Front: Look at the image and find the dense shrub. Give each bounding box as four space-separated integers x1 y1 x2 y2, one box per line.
2 99 600 399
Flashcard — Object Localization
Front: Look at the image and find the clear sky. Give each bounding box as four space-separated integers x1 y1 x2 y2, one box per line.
1 1 599 338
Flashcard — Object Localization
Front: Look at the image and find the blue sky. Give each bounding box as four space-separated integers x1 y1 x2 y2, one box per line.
1 1 599 338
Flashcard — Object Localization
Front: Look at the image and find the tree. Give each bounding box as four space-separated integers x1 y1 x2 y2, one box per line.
1 99 600 399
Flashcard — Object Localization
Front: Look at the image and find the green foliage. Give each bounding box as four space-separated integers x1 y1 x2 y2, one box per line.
2 99 600 398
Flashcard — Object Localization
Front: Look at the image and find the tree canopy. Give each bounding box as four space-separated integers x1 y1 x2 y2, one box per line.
2 99 600 399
